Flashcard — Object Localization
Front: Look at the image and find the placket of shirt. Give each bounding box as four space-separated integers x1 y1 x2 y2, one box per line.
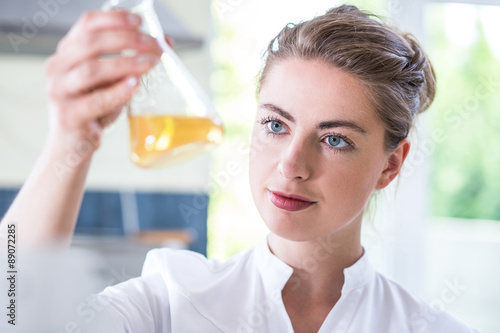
317 252 374 333
317 287 364 333
257 238 296 332
274 268 297 333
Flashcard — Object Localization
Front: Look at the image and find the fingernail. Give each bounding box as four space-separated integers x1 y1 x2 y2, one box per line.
121 49 138 58
127 13 141 26
136 54 158 67
139 34 153 44
165 35 175 47
126 76 138 87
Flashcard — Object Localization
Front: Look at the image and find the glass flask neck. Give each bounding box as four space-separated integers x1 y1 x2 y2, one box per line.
103 0 153 11
102 0 165 46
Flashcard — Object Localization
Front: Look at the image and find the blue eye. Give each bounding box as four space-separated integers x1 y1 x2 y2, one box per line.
267 120 285 133
326 135 349 148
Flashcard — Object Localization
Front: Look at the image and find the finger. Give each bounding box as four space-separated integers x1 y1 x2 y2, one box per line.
47 10 141 75
65 10 141 42
53 31 161 75
72 75 139 123
56 53 159 97
164 34 175 48
98 109 122 129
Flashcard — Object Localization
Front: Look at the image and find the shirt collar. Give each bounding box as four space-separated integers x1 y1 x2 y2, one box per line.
256 235 294 294
341 248 375 294
256 234 375 295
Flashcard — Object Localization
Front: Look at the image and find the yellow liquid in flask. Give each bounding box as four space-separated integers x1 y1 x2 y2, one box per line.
129 115 223 168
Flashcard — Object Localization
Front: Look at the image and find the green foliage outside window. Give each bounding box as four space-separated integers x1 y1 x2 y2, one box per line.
427 4 500 221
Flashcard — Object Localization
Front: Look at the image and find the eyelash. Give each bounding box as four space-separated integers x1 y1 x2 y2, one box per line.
257 115 356 154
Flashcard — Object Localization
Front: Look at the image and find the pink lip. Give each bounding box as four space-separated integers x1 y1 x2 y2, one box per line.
268 190 316 212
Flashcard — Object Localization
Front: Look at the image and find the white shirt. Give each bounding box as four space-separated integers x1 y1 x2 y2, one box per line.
95 236 478 333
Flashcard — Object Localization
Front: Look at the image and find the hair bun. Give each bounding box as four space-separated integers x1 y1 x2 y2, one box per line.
402 33 436 114
331 5 361 14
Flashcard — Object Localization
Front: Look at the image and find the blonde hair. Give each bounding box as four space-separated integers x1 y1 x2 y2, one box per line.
257 5 436 150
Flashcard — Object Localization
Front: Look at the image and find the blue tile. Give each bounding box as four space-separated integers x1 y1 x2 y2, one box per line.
135 192 208 255
0 188 208 255
0 188 18 218
76 190 124 235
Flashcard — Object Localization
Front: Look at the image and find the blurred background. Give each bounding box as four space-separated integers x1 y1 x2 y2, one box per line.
0 0 499 332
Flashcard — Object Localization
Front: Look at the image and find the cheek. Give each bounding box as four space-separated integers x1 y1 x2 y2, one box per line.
323 154 384 211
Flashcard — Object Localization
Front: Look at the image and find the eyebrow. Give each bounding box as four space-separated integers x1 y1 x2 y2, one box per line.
258 103 368 135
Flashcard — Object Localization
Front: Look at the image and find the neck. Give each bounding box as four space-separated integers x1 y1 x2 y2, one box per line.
267 215 364 302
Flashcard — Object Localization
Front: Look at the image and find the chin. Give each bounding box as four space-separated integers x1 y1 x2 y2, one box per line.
263 214 322 242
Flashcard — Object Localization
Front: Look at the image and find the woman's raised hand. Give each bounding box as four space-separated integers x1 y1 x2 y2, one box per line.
0 10 164 247
44 10 162 158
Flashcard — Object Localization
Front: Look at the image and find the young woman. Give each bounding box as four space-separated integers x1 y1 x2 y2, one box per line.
1 4 477 333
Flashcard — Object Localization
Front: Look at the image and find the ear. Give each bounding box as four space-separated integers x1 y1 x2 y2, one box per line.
375 138 411 190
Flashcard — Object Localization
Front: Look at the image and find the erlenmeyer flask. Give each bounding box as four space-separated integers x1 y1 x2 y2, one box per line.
102 0 224 168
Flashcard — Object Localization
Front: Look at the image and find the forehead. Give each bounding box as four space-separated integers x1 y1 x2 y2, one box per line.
258 58 378 125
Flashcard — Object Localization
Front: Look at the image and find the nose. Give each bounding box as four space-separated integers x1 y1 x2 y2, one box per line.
278 136 313 181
